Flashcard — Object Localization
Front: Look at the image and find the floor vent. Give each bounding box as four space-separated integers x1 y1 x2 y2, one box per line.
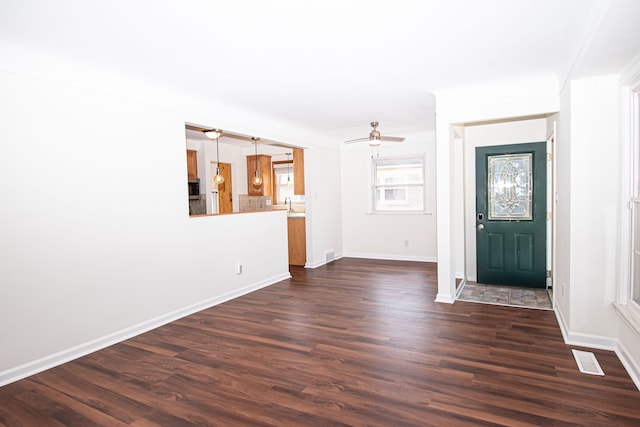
572 349 604 376
325 250 335 264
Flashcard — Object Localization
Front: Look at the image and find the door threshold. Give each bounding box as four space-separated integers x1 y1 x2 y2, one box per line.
456 281 552 310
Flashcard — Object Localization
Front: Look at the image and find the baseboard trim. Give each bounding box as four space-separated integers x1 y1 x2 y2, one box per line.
616 340 640 391
342 252 437 263
435 293 455 304
307 253 436 268
612 303 640 390
554 306 570 344
305 253 344 269
563 332 618 351
554 306 617 350
0 272 290 387
553 304 640 390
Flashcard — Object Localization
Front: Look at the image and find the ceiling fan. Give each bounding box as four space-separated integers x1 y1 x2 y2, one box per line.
344 121 405 146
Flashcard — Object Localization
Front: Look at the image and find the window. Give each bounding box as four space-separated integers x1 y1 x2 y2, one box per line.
273 162 304 205
616 64 640 330
372 156 425 212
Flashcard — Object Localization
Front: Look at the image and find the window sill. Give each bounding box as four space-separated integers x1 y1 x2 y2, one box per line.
613 302 640 339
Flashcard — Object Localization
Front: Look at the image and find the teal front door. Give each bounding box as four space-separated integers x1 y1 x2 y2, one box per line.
476 142 547 288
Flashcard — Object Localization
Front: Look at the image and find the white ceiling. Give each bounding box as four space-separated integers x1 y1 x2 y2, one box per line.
2 0 640 145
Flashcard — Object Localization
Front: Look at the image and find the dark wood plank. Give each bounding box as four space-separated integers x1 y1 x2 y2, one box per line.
1 258 639 426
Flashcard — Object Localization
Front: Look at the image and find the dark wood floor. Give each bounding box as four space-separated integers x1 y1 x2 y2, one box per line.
1 258 639 426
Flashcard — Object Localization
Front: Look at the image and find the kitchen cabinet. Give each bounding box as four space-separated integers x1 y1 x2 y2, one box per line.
293 148 305 195
287 217 306 266
187 149 198 178
247 154 272 196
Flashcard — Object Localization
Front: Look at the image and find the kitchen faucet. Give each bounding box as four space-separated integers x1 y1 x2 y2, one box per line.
284 196 292 212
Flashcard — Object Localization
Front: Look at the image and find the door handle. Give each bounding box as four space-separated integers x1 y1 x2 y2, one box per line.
477 224 485 230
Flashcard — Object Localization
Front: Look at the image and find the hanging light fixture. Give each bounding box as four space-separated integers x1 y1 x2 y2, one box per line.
286 152 292 187
204 129 225 185
204 129 221 139
369 134 382 146
252 137 262 187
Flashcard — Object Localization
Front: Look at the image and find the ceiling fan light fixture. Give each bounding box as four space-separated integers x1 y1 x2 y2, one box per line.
204 129 222 139
343 121 404 145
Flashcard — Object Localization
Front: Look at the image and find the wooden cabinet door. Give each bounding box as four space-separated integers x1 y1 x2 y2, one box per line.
287 217 306 266
260 155 272 196
293 148 305 195
217 162 233 214
187 150 198 178
247 155 272 196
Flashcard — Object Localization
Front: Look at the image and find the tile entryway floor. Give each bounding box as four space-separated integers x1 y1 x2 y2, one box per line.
457 281 553 310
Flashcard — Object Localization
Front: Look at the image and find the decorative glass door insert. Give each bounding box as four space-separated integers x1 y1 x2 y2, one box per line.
487 153 532 220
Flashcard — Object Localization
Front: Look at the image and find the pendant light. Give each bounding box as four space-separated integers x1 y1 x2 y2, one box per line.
252 137 262 187
286 152 292 187
204 129 225 185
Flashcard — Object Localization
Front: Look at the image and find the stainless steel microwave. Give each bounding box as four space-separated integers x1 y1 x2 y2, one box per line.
188 178 200 200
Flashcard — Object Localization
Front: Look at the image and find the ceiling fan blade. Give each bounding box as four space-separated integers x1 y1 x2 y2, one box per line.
380 136 405 142
344 137 369 144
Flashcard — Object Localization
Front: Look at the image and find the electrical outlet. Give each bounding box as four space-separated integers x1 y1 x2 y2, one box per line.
404 240 409 247
236 263 242 275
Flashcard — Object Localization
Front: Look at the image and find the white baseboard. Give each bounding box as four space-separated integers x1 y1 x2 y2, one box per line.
555 304 640 390
554 306 617 350
554 305 570 344
0 272 290 387
306 253 436 268
342 252 437 263
435 293 455 304
563 330 618 351
305 252 344 269
612 303 640 390
616 340 640 391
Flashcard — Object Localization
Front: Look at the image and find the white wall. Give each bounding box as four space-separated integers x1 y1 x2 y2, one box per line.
555 82 573 327
554 74 621 348
553 72 640 387
340 132 437 262
0 44 343 384
305 145 343 267
452 132 465 279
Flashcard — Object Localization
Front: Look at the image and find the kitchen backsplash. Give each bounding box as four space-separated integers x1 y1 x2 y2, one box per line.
188 195 206 215
238 195 273 212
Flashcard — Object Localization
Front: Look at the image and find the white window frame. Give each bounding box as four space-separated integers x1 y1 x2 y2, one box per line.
273 161 304 205
370 154 427 214
616 59 640 332
629 88 640 311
